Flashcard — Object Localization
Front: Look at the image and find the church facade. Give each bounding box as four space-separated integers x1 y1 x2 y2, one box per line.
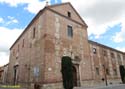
7 2 125 89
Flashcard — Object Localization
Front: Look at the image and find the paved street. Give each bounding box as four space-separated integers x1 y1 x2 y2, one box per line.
75 84 125 89
0 84 125 89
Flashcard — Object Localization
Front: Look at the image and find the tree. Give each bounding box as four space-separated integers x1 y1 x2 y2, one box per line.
61 56 73 89
119 65 125 83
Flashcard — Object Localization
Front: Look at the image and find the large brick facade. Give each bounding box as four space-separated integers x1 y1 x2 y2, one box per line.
7 2 125 89
89 40 125 85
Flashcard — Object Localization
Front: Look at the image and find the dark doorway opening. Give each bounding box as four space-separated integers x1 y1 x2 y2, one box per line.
72 66 77 86
13 65 19 85
119 65 125 83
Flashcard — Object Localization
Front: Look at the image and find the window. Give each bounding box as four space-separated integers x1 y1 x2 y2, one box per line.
111 52 115 58
113 69 117 75
33 27 36 38
13 49 15 56
117 54 121 60
103 50 107 56
106 68 110 75
93 48 96 54
68 11 71 17
117 54 122 64
67 25 73 38
96 67 99 75
18 44 19 52
22 39 24 47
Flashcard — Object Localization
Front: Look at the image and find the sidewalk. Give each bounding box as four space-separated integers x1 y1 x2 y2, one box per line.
0 84 27 89
74 84 125 89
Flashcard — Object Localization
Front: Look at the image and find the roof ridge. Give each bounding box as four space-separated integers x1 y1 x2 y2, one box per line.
88 40 124 53
47 2 88 27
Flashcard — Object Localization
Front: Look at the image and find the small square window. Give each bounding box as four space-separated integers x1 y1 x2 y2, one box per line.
67 25 73 38
93 48 96 54
68 11 71 17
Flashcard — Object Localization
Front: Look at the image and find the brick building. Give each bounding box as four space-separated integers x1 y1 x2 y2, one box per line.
7 2 125 89
89 40 125 85
0 66 4 83
0 64 9 84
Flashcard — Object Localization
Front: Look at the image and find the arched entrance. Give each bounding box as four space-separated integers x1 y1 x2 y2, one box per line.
72 66 77 86
72 64 80 87
61 56 81 89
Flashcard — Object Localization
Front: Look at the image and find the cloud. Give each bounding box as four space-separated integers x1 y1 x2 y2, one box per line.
112 31 125 43
62 0 125 39
24 0 48 14
116 47 125 52
0 17 4 23
6 16 18 25
0 0 50 14
112 19 125 43
1 0 125 37
0 26 23 66
0 52 9 67
0 16 18 26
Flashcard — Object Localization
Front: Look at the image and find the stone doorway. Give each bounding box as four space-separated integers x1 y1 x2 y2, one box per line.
61 56 81 88
72 64 80 87
73 65 77 86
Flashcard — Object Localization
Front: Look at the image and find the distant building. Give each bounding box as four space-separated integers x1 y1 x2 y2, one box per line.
0 66 4 83
89 40 125 85
7 2 125 89
0 64 9 84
